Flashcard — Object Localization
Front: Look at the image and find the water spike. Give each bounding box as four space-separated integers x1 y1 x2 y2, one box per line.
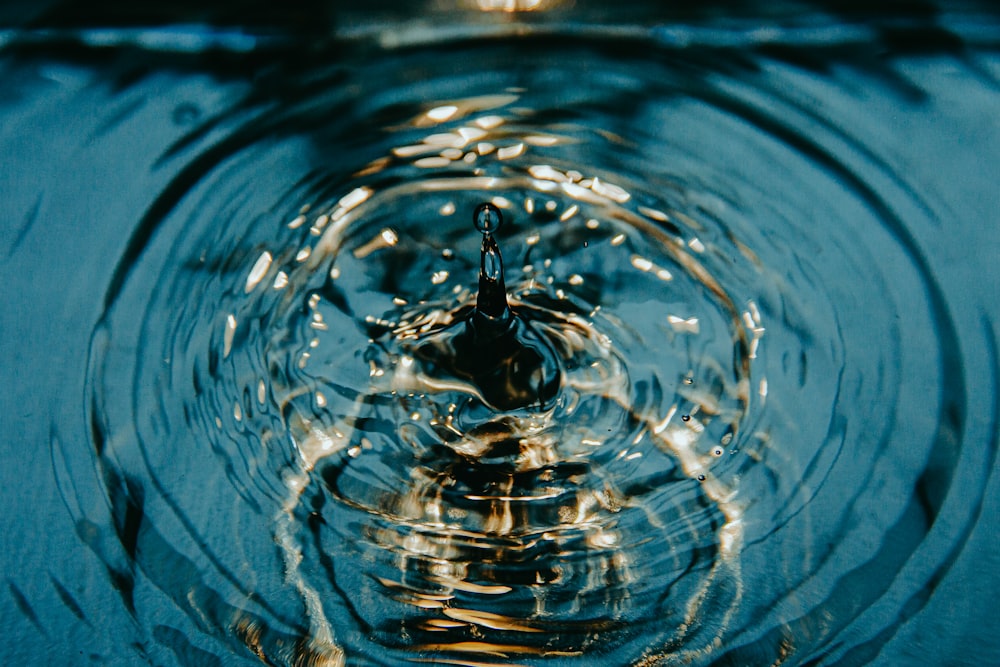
397 203 561 413
473 203 510 324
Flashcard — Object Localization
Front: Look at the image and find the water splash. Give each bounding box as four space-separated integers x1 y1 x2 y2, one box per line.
259 188 748 662
43 9 996 667
473 202 509 320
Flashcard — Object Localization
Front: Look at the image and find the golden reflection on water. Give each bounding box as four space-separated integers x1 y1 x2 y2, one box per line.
232 92 760 665
474 0 549 13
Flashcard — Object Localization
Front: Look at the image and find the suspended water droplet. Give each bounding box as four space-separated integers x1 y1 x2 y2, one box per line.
473 201 504 235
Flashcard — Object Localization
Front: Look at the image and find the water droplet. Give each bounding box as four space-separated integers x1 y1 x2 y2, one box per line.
681 414 691 422
473 202 504 235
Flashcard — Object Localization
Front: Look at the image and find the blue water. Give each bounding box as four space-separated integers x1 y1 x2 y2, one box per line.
2 2 999 665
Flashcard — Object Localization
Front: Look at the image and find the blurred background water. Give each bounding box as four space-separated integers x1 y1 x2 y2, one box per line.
1 1 999 665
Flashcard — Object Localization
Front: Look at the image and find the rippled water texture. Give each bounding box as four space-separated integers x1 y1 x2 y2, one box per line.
3 2 1000 666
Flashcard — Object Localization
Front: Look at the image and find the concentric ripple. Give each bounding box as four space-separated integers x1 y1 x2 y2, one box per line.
79 19 988 667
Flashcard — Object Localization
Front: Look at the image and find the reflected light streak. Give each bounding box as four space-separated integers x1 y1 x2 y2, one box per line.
475 0 546 12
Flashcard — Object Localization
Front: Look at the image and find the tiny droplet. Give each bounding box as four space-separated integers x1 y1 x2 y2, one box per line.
474 202 504 235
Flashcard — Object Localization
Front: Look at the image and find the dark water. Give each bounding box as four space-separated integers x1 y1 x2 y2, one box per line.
2 2 1000 666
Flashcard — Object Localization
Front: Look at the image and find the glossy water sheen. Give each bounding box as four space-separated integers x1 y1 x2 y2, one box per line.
2 3 999 666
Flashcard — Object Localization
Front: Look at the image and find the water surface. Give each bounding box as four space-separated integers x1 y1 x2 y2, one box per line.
2 2 999 666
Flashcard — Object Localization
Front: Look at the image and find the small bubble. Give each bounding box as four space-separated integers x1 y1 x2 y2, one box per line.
697 474 706 482
712 448 724 457
681 414 691 422
474 202 504 234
